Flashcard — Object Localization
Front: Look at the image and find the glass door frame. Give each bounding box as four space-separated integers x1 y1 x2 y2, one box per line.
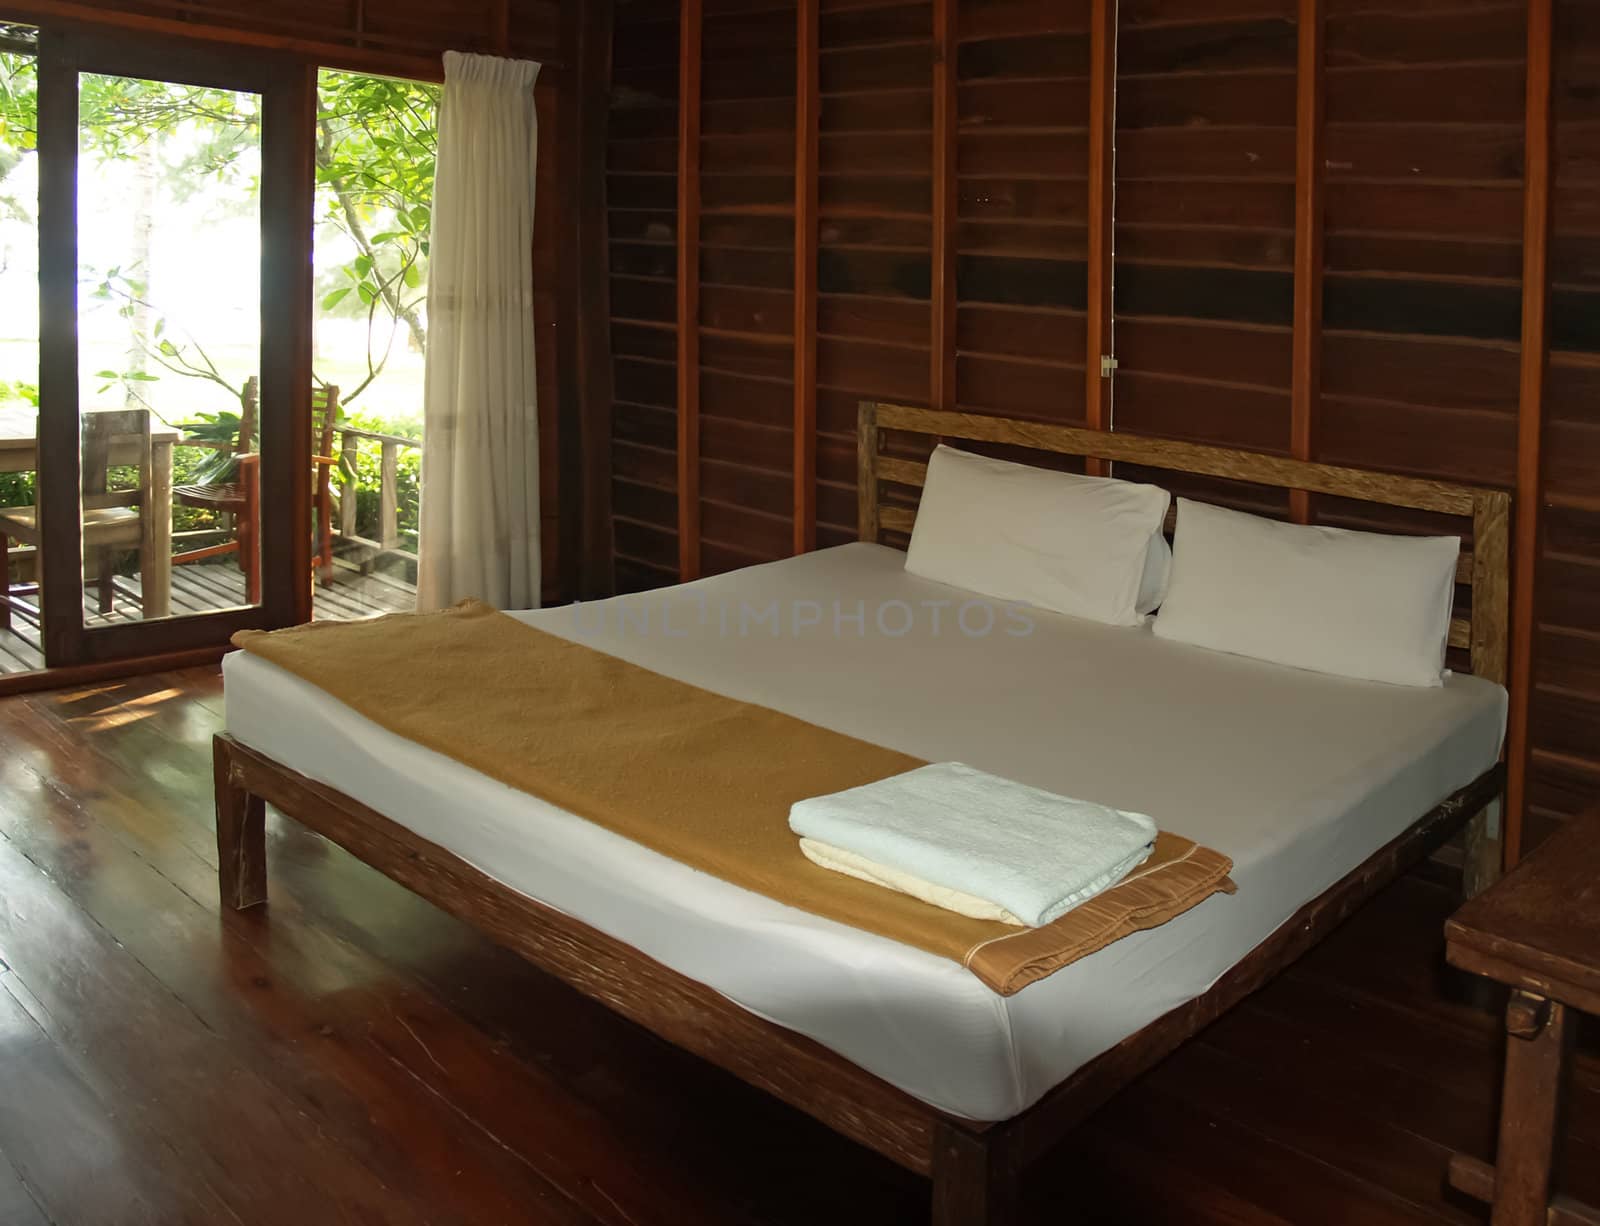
35 26 315 667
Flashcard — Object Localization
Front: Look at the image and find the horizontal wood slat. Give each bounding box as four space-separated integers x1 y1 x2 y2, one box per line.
874 404 1484 517
878 504 915 534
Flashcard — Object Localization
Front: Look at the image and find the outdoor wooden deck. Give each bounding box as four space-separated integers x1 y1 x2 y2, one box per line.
0 560 416 674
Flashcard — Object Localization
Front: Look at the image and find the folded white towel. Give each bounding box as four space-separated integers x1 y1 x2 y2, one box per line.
789 762 1157 928
798 837 1033 925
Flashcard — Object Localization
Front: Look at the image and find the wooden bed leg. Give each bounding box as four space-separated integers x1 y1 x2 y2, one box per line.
1461 800 1504 898
931 1120 1021 1226
214 737 268 910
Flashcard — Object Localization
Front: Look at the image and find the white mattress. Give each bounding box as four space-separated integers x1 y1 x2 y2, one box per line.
224 543 1507 1121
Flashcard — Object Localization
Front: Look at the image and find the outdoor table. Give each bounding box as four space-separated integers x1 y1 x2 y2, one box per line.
0 403 179 619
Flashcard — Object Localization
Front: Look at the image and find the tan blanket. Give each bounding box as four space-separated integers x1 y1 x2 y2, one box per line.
234 601 1234 995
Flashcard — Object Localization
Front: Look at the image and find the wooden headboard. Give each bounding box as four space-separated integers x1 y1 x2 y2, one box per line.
857 402 1512 687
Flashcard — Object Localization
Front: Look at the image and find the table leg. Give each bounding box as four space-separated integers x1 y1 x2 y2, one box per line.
1491 991 1572 1226
141 437 173 619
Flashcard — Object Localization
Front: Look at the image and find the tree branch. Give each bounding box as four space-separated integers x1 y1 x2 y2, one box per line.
316 114 427 357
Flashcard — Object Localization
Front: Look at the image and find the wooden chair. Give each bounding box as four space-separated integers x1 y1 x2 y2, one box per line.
0 408 152 629
173 380 341 604
173 375 260 601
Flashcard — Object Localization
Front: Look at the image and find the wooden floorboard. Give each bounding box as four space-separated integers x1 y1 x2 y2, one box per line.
0 668 1594 1224
0 973 236 1226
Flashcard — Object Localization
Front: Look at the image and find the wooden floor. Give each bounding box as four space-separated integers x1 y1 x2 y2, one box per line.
0 668 1595 1225
0 559 416 673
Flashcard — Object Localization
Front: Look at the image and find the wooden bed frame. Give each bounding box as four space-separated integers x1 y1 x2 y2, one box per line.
214 403 1513 1225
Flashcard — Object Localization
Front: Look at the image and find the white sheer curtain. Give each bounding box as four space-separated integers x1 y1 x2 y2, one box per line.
416 51 543 611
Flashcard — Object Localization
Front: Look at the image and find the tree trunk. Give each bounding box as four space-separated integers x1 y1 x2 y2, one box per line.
125 140 158 408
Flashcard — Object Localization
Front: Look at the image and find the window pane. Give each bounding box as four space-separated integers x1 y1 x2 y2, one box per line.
311 68 437 621
0 34 42 672
77 72 263 622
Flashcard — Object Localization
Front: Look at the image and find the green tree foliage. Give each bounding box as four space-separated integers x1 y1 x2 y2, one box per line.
0 48 438 412
0 31 36 222
316 70 435 382
0 43 435 527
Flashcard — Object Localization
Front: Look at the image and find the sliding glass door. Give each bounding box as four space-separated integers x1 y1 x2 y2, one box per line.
73 68 267 626
31 27 313 667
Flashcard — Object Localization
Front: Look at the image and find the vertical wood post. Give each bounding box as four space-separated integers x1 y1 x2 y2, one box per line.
793 0 819 555
1084 0 1117 476
142 438 174 618
676 0 704 581
241 458 262 604
260 58 319 630
1466 491 1512 896
36 30 85 666
1505 0 1555 871
857 401 879 544
339 431 358 537
930 0 957 412
379 441 399 550
1289 0 1325 525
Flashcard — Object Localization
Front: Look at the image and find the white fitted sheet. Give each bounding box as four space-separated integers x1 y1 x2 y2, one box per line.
223 543 1507 1121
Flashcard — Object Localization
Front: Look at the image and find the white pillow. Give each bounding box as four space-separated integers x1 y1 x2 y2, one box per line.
905 445 1172 626
1152 498 1461 687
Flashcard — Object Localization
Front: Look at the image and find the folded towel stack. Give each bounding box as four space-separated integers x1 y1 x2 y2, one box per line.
789 762 1158 928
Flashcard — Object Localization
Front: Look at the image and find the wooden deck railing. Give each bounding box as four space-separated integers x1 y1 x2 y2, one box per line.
170 424 420 574
336 425 420 566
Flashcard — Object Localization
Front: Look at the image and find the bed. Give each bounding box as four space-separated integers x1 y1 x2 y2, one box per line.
214 403 1512 1224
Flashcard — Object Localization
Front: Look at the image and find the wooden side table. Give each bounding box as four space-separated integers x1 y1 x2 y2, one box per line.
1444 808 1600 1226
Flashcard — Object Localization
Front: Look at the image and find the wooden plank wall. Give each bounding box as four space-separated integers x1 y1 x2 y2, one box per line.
955 3 1090 431
608 0 683 593
817 0 933 548
695 0 798 576
1111 0 1297 517
1536 1 1600 848
602 0 1600 856
1312 0 1528 699
1319 3 1525 491
1116 3 1295 458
